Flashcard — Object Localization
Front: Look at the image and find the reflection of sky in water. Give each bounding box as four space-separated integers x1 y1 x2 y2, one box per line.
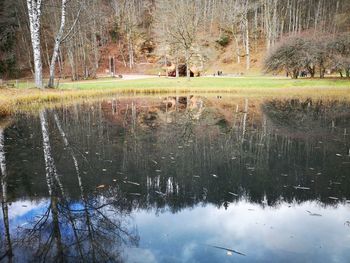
2 199 350 262
2 98 350 262
126 201 350 263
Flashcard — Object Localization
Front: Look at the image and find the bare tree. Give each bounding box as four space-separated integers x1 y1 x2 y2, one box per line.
156 0 202 80
47 0 82 88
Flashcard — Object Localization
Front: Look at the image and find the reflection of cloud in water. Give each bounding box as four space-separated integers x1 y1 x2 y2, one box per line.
6 199 48 220
130 201 350 262
124 247 158 263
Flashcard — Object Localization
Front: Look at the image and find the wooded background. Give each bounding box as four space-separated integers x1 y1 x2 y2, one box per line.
0 0 349 79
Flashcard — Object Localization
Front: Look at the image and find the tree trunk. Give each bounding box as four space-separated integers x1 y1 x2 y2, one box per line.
48 0 68 88
320 67 325 78
176 57 179 78
233 33 241 64
244 1 250 71
292 69 299 79
307 65 315 78
27 0 43 88
0 129 13 261
185 49 190 80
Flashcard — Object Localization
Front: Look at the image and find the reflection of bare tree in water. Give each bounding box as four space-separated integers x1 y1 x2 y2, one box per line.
0 127 13 262
17 110 138 262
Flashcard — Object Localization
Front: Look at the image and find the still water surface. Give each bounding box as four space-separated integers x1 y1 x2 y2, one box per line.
0 96 350 262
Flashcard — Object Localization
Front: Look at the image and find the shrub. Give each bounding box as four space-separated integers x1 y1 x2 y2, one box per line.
216 35 230 47
264 37 306 79
265 33 350 79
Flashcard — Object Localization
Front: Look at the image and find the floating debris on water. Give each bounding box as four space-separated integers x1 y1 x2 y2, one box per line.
193 175 200 178
331 181 341 185
306 210 322 217
336 154 342 157
102 169 107 172
152 160 158 165
293 186 311 190
228 192 238 197
156 170 162 173
155 191 166 196
207 245 246 256
212 174 218 178
129 193 141 196
281 173 288 177
127 181 140 186
328 196 339 200
96 185 105 189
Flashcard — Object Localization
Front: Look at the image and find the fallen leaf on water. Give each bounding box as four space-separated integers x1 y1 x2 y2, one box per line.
306 210 322 217
328 196 339 200
129 193 141 196
127 181 140 186
207 245 246 256
96 185 105 189
293 186 310 190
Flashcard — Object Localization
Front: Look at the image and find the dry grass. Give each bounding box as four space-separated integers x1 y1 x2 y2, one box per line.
1 76 350 117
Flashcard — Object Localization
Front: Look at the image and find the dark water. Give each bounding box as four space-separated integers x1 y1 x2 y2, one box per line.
1 96 350 263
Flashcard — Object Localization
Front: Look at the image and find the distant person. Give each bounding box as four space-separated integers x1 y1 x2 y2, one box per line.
158 72 161 77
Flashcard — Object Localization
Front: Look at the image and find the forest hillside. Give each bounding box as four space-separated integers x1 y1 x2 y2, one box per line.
1 0 349 79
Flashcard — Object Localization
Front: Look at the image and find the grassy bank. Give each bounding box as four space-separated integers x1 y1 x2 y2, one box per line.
1 76 350 117
57 76 350 90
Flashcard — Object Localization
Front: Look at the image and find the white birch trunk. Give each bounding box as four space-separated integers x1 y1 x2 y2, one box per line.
244 0 250 70
27 0 43 88
40 110 65 196
0 128 13 260
48 0 68 88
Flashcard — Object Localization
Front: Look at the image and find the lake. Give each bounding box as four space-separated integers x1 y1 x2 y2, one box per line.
1 95 350 262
